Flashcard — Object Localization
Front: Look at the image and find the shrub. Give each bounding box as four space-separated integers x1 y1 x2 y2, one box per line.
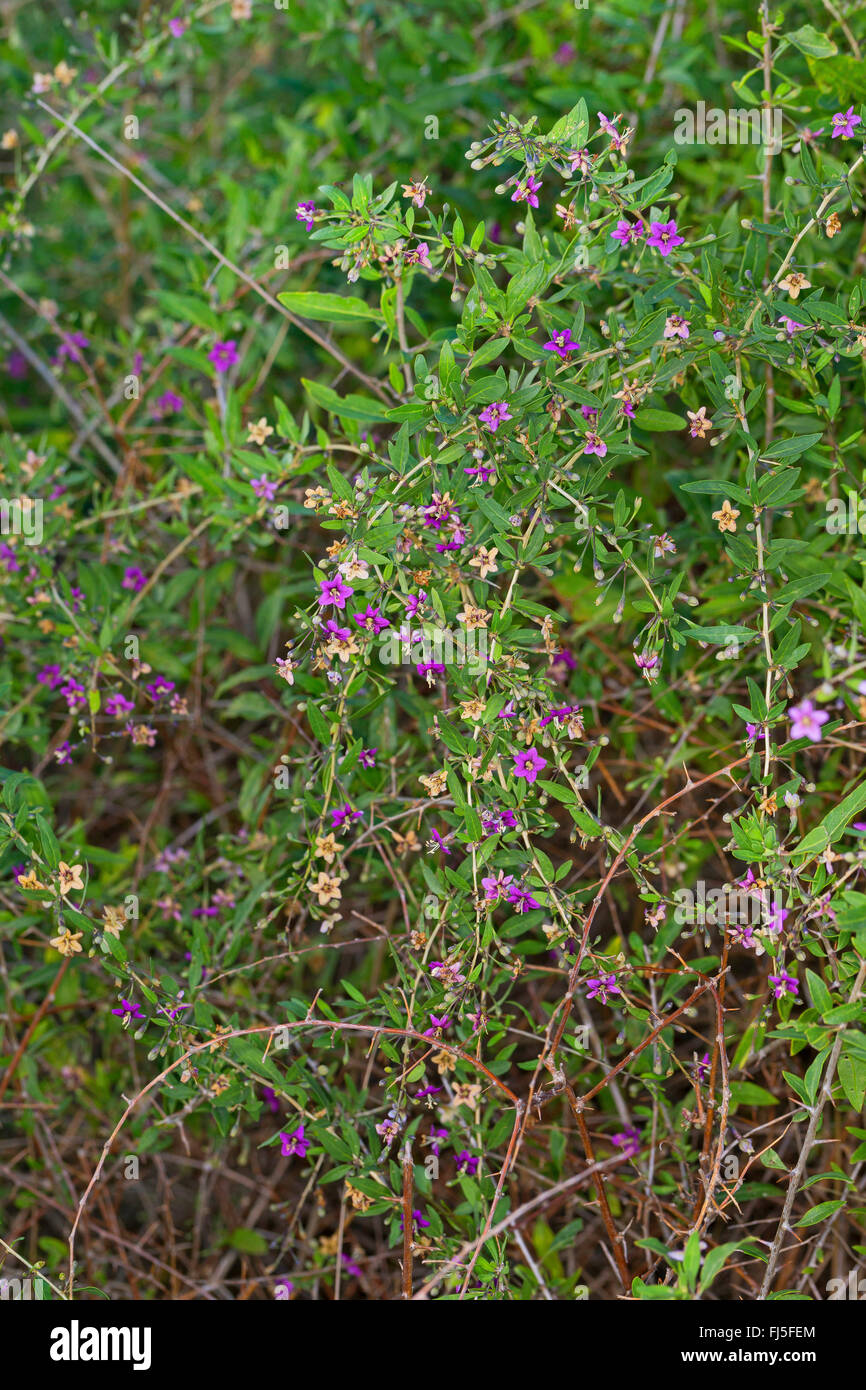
1 0 865 1303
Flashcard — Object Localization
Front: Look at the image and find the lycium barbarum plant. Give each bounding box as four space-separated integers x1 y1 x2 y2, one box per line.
1 0 865 1304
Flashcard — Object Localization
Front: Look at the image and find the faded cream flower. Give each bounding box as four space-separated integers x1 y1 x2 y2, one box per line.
53 61 77 86
468 546 499 580
451 1082 481 1108
231 0 252 17
32 74 53 94
1 130 19 150
687 406 713 439
57 862 85 896
419 770 448 797
303 486 330 510
50 929 83 956
393 829 422 853
210 1074 231 1095
102 905 126 937
460 697 486 721
778 271 811 300
246 416 273 445
457 604 490 630
432 1048 456 1075
311 872 342 906
314 833 340 864
825 212 841 238
338 552 369 582
18 870 46 891
401 178 430 208
712 500 740 533
345 1181 374 1212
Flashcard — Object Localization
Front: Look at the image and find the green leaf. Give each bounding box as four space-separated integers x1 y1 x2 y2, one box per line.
786 24 838 59
794 1200 845 1227
633 409 686 431
278 291 383 323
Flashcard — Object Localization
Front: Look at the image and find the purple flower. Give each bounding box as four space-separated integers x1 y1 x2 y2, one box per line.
331 802 363 829
768 970 798 1000
512 748 547 783
696 1053 710 1082
583 431 607 457
145 676 175 701
663 314 690 340
405 591 426 618
511 175 542 208
353 605 389 633
250 475 279 502
105 694 135 717
646 219 684 257
429 1125 448 1155
279 1125 311 1159
430 828 451 855
400 1208 431 1233
38 664 64 689
153 389 183 418
831 107 861 139
122 566 147 592
296 201 317 230
324 619 351 641
6 351 28 379
261 1086 281 1115
506 883 542 913
585 972 621 1004
54 332 89 366
455 1150 480 1176
112 998 144 1020
481 871 513 903
424 1014 450 1036
611 1126 641 1158
779 316 806 337
611 218 643 247
358 747 377 768
543 328 580 359
317 576 354 609
208 339 239 373
168 18 187 38
789 698 829 742
479 401 513 432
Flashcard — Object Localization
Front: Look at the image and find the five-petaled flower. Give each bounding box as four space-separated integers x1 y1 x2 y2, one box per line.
512 748 547 783
712 499 740 533
511 175 542 207
280 1125 311 1159
646 219 684 257
831 107 861 139
788 698 829 742
543 328 580 358
479 401 513 432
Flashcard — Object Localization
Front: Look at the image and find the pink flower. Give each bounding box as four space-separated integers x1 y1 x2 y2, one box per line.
611 218 643 247
511 748 547 783
208 340 239 372
586 972 621 1004
479 401 513 432
317 576 354 609
789 698 828 741
296 201 317 231
279 1125 311 1159
831 107 861 139
511 175 541 208
543 329 580 359
646 219 684 257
